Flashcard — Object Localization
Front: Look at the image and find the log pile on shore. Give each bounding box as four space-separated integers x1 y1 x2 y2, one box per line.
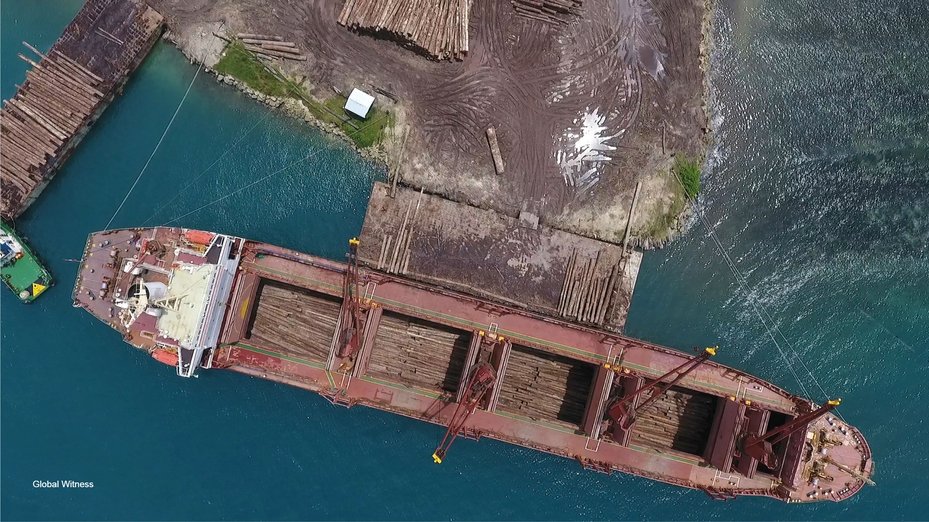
376 188 424 275
512 0 582 24
337 0 472 60
236 33 307 61
556 249 621 326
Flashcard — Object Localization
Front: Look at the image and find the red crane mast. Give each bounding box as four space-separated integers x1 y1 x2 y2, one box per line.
742 398 842 469
607 346 717 433
337 238 364 360
432 363 496 464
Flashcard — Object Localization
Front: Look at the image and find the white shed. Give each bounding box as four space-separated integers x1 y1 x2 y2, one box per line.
344 88 375 119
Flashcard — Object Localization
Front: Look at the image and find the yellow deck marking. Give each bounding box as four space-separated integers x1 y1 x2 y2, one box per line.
239 297 250 319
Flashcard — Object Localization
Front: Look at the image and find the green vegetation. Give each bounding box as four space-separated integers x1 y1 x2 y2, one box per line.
674 156 702 200
214 41 393 148
642 180 686 242
301 96 394 149
214 41 291 97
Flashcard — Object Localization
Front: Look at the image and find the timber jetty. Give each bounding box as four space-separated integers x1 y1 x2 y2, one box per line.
73 226 874 503
1 0 163 219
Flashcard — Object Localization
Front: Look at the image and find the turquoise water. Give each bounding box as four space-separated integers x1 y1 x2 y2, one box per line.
2 0 927 519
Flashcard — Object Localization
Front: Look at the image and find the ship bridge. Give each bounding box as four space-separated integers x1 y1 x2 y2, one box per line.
165 232 241 377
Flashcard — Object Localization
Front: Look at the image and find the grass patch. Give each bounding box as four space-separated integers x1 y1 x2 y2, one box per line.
641 181 686 242
215 41 394 148
214 41 291 97
302 96 393 149
673 156 702 199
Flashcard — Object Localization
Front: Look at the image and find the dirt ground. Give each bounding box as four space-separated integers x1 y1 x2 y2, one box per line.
149 0 709 244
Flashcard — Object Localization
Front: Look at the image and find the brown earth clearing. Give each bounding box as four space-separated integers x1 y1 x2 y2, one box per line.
150 0 709 245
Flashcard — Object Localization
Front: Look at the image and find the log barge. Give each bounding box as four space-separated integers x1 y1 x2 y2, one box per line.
72 226 874 503
0 0 163 220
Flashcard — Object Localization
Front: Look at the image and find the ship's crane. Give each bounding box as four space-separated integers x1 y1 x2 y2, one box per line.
741 398 841 470
606 346 717 434
432 363 496 464
337 238 365 360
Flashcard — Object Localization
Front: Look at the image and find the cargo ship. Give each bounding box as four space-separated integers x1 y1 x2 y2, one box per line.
72 227 874 503
1 220 52 303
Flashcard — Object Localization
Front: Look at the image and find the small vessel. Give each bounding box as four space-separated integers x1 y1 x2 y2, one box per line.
1 220 52 303
72 227 874 503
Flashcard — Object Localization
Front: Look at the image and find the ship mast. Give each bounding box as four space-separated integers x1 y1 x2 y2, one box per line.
742 398 841 470
606 346 717 434
337 238 364 360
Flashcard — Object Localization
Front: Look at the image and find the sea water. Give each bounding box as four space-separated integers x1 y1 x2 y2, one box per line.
2 0 927 519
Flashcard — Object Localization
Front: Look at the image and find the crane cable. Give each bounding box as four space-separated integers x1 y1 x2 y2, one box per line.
668 164 842 416
103 60 204 231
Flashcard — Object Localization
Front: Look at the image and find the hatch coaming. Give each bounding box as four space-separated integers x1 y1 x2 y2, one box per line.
76 231 873 502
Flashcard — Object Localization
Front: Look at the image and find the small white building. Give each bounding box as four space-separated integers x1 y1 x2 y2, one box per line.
344 88 375 119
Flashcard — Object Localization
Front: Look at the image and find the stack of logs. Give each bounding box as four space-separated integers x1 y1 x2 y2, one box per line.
512 0 583 24
376 188 423 275
236 33 307 61
368 312 468 392
1 42 104 218
248 282 341 360
557 249 621 326
497 346 594 427
630 389 716 455
338 0 472 60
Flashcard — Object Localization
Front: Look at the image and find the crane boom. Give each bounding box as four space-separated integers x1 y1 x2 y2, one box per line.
337 238 364 359
432 363 496 464
742 399 841 470
607 346 717 432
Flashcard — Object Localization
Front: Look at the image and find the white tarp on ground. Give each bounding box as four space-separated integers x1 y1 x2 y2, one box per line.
345 88 375 118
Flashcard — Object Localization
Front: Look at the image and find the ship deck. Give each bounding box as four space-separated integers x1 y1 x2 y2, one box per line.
214 239 845 500
73 228 874 503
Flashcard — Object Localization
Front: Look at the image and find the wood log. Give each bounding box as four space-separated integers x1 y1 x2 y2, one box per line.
485 126 505 175
26 68 97 112
242 45 308 61
558 249 577 315
5 99 67 141
237 33 285 41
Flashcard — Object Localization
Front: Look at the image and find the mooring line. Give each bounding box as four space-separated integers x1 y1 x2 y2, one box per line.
103 60 204 231
669 165 841 414
141 103 277 226
160 148 322 226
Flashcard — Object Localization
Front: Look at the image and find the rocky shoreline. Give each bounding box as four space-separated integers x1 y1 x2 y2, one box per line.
632 0 718 251
162 28 395 170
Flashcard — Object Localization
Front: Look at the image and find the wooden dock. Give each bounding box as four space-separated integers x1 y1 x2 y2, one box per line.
1 0 164 220
357 182 643 331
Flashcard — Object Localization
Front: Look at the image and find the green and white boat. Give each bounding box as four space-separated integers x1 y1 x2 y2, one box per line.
1 221 52 303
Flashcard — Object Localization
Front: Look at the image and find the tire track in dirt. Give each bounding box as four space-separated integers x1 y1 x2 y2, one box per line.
151 0 707 239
